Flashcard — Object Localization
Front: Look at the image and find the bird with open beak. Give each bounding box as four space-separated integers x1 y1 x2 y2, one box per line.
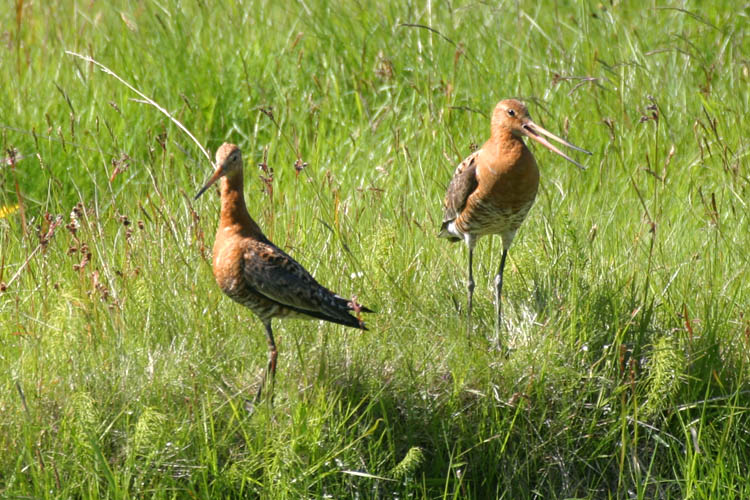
439 99 591 344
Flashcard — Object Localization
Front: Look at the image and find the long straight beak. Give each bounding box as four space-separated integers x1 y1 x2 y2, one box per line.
194 165 224 200
522 121 592 170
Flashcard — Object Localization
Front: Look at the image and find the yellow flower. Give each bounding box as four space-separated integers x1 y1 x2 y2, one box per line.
0 204 19 219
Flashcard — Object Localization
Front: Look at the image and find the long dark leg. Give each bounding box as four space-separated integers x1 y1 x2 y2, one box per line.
467 246 475 337
494 249 508 343
254 320 278 404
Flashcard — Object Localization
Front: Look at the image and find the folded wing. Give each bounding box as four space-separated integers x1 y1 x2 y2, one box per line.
440 151 480 240
242 241 370 329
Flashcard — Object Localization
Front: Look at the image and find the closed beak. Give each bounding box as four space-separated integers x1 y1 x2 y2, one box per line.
194 164 224 200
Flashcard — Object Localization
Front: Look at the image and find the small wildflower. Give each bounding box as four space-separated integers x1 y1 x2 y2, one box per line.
0 204 19 219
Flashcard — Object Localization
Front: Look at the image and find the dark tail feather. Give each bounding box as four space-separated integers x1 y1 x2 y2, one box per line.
303 308 369 330
438 221 461 242
332 294 374 314
438 230 461 242
285 302 370 330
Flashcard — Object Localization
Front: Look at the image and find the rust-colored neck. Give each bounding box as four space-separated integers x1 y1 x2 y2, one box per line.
219 170 265 238
487 126 527 160
490 123 518 146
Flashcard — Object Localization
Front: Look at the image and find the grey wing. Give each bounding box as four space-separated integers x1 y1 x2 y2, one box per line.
441 151 479 227
242 241 364 326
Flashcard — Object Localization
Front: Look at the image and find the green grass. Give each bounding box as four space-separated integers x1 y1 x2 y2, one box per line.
1 0 749 498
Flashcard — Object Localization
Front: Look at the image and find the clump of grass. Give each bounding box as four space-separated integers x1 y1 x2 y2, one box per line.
391 446 424 479
643 335 686 418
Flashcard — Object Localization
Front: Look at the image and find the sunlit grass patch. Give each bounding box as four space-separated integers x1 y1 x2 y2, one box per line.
1 1 749 498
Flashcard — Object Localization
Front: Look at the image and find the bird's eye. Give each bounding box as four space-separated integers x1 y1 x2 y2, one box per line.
507 109 516 117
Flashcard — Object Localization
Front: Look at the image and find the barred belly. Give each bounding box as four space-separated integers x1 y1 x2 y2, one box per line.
456 199 536 247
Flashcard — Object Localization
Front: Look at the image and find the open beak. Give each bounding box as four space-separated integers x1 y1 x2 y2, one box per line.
194 164 224 200
521 121 592 170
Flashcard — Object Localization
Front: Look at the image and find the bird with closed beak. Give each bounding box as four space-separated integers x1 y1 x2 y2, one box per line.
195 143 371 404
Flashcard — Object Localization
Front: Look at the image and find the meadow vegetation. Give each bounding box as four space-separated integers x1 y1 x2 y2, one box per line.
1 1 749 498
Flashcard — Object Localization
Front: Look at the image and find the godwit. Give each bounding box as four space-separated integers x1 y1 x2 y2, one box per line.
439 99 590 341
195 143 371 402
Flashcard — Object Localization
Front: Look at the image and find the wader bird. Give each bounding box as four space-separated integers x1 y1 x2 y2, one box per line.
439 99 590 342
195 143 371 402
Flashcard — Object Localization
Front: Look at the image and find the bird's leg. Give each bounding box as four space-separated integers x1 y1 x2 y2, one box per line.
463 234 477 337
254 320 278 405
467 246 475 337
494 249 508 346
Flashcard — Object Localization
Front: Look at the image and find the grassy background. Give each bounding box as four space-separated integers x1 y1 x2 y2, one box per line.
1 0 749 498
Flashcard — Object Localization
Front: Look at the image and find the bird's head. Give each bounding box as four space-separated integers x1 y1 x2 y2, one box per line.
194 143 243 199
491 99 591 169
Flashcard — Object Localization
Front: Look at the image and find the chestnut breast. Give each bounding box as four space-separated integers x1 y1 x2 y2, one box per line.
475 139 540 213
212 226 249 295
